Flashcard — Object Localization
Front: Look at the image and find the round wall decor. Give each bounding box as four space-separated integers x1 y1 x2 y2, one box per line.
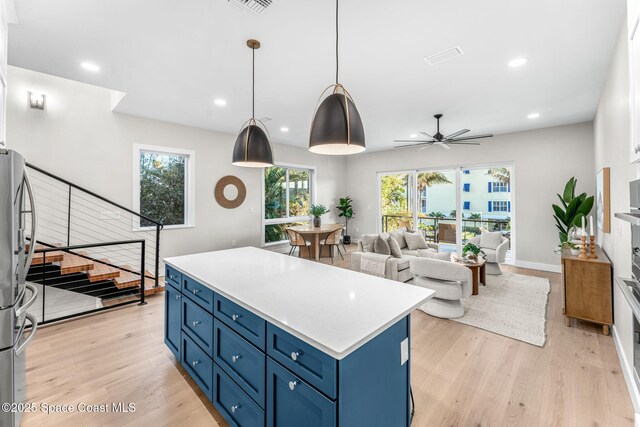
215 175 247 209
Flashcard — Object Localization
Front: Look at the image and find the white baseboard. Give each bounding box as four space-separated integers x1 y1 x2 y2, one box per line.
611 325 640 423
511 260 561 273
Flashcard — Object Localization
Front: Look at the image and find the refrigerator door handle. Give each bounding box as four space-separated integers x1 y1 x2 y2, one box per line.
15 283 37 318
23 170 37 271
14 313 37 356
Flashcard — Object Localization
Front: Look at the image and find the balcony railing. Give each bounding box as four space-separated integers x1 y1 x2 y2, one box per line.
382 214 510 244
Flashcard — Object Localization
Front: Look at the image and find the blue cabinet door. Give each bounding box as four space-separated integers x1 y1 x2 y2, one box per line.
266 358 336 427
164 283 182 359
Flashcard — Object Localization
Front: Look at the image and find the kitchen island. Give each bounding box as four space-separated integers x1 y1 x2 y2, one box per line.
164 247 434 427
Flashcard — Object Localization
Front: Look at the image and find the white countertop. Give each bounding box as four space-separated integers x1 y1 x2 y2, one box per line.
164 247 434 359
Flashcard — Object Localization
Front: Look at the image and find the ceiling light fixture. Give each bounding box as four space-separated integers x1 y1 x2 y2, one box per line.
231 39 274 168
80 62 100 72
508 57 528 68
308 0 365 155
214 98 227 107
280 127 289 132
528 112 540 119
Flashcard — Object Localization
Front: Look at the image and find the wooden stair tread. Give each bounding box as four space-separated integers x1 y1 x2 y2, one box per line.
113 265 142 289
27 244 65 265
87 258 121 283
59 251 95 275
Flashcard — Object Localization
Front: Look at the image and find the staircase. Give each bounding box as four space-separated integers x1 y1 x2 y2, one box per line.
24 163 165 324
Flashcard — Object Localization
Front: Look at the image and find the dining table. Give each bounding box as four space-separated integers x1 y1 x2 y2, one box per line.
287 223 344 261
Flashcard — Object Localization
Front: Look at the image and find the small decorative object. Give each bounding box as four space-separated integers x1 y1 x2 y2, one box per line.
462 243 484 262
589 235 597 259
552 177 594 244
596 168 611 233
555 241 581 256
567 226 585 242
310 204 328 227
336 196 354 244
215 176 247 209
578 235 589 259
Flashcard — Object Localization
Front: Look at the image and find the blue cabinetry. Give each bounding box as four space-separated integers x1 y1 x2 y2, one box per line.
164 269 411 427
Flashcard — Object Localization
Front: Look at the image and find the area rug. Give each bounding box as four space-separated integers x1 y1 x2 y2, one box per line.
452 272 550 347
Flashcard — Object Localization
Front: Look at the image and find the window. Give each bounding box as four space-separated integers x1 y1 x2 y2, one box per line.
463 183 470 192
489 181 509 193
263 165 315 244
463 201 471 210
488 201 510 212
463 170 470 174
133 145 195 229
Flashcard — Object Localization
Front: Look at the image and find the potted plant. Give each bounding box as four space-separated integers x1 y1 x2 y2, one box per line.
462 242 485 262
555 241 581 256
336 196 354 244
310 204 328 227
552 177 594 244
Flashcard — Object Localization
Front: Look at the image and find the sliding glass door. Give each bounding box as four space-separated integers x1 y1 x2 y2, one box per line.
378 164 513 258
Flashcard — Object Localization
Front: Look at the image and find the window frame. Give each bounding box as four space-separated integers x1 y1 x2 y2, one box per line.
491 181 509 193
132 144 196 231
262 163 316 246
491 200 509 212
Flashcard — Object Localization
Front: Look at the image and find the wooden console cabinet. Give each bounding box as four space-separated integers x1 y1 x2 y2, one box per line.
561 246 613 335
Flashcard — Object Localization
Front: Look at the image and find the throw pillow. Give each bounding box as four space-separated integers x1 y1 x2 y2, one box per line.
374 236 391 255
389 227 407 249
417 249 451 261
480 231 503 250
361 234 378 252
404 231 428 250
387 236 403 258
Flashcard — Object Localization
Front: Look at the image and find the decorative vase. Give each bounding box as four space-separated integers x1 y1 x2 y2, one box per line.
464 252 478 262
570 248 581 256
313 217 321 227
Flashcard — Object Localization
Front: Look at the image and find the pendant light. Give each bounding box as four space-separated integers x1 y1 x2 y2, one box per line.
232 39 274 167
308 0 365 155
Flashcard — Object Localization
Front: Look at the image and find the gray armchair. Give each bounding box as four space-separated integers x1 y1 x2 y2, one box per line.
468 234 509 275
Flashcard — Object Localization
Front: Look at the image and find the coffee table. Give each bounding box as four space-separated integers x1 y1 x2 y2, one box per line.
458 258 486 296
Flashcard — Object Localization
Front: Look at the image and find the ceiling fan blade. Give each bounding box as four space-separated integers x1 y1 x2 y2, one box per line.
393 139 432 143
444 129 470 140
446 142 481 145
449 133 493 141
394 141 435 149
438 143 452 150
419 131 435 139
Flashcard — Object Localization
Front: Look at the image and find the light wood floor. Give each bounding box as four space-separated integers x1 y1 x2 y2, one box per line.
22 246 635 426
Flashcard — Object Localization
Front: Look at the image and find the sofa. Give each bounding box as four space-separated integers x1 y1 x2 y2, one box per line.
467 232 509 275
349 227 439 282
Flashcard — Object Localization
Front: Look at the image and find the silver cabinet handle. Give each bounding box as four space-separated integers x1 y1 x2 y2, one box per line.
192 289 200 294
15 283 37 317
231 404 240 414
175 294 181 300
288 381 297 391
291 351 300 361
231 314 241 321
15 313 38 356
192 360 200 367
231 354 242 363
192 320 201 327
23 171 37 271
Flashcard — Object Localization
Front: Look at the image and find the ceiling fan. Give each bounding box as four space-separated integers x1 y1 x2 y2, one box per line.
394 114 493 151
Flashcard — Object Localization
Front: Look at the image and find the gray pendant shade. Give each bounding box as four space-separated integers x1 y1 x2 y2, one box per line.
309 92 365 155
232 123 273 167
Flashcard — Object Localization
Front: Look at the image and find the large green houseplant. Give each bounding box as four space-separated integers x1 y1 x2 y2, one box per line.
552 177 594 243
336 196 354 244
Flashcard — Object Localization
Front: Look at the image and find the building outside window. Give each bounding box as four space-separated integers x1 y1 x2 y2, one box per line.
490 181 510 193
489 200 510 212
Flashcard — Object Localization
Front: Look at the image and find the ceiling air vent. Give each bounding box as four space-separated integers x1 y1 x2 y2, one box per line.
228 0 273 15
424 46 464 66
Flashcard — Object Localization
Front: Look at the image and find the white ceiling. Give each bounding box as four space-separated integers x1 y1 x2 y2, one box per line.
8 0 626 151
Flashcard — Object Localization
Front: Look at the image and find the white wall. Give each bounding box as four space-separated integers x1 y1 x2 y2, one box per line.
345 122 596 269
6 66 346 262
594 23 640 411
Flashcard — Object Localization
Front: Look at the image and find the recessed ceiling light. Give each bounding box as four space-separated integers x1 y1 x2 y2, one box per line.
528 112 540 119
214 98 227 107
80 62 100 72
508 57 528 68
280 127 289 132
409 134 418 138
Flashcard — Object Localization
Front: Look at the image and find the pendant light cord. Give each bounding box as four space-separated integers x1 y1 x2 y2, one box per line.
252 46 255 119
335 0 339 85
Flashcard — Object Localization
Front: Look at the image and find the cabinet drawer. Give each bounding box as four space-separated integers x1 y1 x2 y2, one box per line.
215 294 266 350
214 363 265 427
267 324 336 399
182 296 214 356
165 265 182 288
183 275 214 313
181 333 213 403
164 283 182 359
214 319 266 408
266 358 336 427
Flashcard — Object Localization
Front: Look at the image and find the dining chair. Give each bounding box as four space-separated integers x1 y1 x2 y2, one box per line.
286 229 312 259
320 228 344 263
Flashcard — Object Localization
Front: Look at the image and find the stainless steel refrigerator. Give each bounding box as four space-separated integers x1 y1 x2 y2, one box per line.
0 149 38 427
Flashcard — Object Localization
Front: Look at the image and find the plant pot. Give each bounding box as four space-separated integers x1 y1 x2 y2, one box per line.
313 217 321 227
570 248 581 256
343 235 351 245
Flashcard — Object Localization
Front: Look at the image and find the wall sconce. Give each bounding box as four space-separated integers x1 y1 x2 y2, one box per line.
28 91 46 109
